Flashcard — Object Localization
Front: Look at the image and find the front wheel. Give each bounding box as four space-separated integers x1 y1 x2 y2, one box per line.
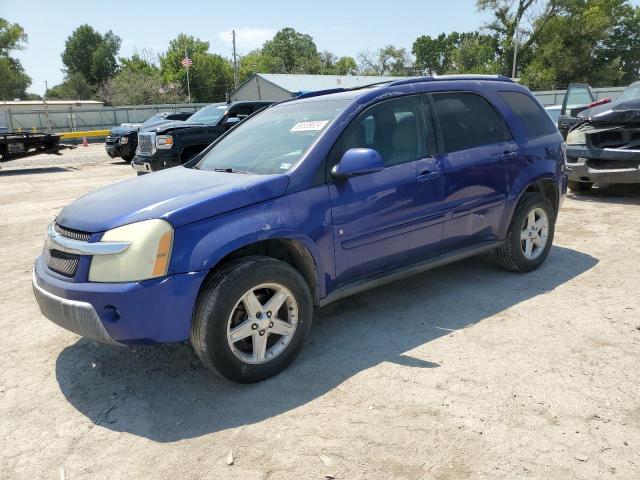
191 256 313 383
496 193 555 272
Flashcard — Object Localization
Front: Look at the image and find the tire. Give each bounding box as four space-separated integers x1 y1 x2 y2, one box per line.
568 180 593 192
191 256 313 383
496 193 555 273
121 153 134 162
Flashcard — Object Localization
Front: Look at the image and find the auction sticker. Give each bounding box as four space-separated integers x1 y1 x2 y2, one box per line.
290 120 328 132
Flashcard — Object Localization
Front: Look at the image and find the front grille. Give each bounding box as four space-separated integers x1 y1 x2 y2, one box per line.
138 133 155 154
46 223 92 277
44 248 80 277
54 223 91 241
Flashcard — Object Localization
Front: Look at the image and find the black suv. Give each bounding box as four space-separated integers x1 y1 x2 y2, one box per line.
132 101 272 174
105 112 193 161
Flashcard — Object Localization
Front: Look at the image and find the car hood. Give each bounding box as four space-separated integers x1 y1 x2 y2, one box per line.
578 98 640 124
140 119 187 133
109 126 137 136
56 167 290 232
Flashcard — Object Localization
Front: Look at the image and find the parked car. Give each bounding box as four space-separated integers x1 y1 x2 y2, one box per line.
557 83 612 138
33 76 566 382
545 105 562 124
131 101 273 174
565 80 640 191
105 111 193 162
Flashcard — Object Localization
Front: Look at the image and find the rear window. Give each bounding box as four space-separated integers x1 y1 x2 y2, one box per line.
500 91 557 138
433 92 511 152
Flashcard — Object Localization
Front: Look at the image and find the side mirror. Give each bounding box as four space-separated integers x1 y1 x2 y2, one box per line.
331 148 384 179
222 116 241 129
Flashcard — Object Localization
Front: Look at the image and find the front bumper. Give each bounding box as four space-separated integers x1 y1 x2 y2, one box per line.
33 256 207 344
132 153 181 173
105 144 121 158
566 146 640 184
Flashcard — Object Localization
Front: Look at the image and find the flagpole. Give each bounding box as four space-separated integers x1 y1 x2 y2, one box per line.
185 47 191 103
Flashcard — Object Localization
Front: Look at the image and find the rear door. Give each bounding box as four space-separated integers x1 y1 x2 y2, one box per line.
559 83 595 138
328 95 445 285
430 91 518 251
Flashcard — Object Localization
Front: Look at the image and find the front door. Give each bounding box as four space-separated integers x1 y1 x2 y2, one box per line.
328 95 445 286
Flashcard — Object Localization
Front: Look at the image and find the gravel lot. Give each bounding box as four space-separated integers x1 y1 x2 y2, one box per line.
1 146 639 479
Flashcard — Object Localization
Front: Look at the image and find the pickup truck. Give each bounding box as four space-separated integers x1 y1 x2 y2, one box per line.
105 111 193 162
131 101 272 174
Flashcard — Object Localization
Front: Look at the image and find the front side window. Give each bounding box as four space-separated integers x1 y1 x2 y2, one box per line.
433 92 511 152
186 104 228 125
196 99 350 175
338 96 428 167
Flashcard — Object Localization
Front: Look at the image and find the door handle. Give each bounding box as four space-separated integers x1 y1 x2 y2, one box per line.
501 151 518 161
417 170 440 182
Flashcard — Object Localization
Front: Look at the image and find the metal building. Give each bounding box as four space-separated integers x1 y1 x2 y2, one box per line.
229 73 412 101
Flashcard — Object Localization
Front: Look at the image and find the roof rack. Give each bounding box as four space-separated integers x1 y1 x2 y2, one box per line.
386 75 514 87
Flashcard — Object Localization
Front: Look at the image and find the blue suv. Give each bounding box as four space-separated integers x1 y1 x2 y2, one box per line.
33 76 567 382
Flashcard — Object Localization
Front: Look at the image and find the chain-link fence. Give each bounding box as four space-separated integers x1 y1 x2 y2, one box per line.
0 103 209 134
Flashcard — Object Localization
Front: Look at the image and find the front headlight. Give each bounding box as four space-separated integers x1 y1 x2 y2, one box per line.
119 136 129 144
156 135 173 149
566 129 586 145
89 219 173 282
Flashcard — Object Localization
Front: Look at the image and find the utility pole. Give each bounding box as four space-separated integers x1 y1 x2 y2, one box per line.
511 28 520 80
232 29 238 90
43 80 52 133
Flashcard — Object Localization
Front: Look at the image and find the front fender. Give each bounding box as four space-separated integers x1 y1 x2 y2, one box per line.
169 186 334 298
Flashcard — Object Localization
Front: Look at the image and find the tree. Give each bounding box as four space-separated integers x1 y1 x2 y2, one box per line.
358 46 413 75
261 28 320 73
413 32 500 75
334 56 358 75
519 0 640 89
160 34 233 102
61 25 121 85
45 72 95 99
0 18 31 99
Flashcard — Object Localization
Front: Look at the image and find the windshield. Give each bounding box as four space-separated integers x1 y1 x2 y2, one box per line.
615 83 640 104
196 99 350 175
142 113 167 126
186 104 227 125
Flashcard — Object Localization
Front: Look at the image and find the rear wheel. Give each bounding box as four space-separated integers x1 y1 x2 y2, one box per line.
191 256 313 383
496 193 555 272
568 180 593 192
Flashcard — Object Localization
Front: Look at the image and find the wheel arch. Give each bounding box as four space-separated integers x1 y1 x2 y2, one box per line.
195 235 322 306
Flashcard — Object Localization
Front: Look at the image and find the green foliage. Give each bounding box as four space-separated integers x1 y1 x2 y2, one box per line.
413 32 500 75
358 46 413 75
334 56 358 75
45 72 96 99
61 25 121 85
159 34 233 102
0 18 31 99
261 28 320 73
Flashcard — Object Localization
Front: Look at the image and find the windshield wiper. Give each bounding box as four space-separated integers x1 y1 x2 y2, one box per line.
213 167 250 174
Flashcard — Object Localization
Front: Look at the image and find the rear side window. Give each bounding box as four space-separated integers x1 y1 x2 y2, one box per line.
433 92 511 152
500 91 557 138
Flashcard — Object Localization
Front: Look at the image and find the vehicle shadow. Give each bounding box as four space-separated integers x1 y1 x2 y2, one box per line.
55 245 597 442
0 166 73 176
568 184 640 205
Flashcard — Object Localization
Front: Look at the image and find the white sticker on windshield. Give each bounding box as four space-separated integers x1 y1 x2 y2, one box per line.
280 162 293 170
290 120 329 132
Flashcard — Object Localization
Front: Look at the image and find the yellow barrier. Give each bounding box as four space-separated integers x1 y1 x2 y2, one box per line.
59 130 110 139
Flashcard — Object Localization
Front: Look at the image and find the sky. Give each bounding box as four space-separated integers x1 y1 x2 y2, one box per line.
1 0 635 96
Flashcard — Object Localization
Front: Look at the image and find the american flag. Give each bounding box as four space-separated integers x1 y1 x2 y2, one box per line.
181 57 193 68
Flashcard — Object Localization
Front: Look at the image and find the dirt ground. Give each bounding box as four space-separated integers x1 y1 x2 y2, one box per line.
1 148 639 480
